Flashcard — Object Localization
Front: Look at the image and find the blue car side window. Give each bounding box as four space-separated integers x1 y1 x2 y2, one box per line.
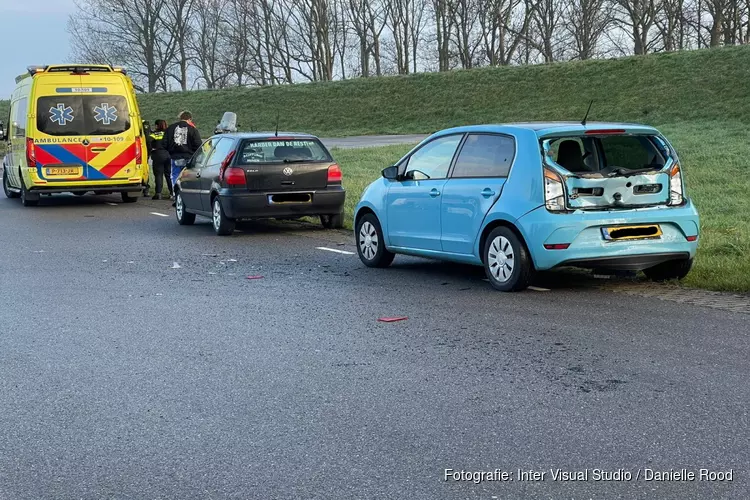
403 135 463 180
451 134 516 178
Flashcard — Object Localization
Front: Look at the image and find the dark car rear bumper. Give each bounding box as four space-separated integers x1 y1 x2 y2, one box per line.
219 188 346 219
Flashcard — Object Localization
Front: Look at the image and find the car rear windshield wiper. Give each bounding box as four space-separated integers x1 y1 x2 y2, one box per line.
283 158 311 163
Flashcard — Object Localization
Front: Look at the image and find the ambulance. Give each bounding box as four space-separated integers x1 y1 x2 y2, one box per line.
2 64 149 206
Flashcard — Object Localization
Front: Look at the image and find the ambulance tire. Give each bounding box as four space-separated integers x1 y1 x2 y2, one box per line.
3 170 20 199
20 175 39 207
121 191 138 203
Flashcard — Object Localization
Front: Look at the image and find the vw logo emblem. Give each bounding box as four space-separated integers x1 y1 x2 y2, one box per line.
282 167 293 176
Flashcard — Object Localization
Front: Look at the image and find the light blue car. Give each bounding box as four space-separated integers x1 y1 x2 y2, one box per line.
353 122 700 291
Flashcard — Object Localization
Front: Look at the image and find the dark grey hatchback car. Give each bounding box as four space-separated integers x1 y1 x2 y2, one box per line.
174 132 346 235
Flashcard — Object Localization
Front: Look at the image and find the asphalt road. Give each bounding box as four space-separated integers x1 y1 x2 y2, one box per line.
320 134 428 149
0 192 747 500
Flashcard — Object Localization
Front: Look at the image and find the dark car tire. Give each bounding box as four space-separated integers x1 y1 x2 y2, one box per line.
321 212 344 229
644 258 693 282
483 226 534 292
20 176 39 207
121 191 138 203
212 196 235 236
3 170 20 199
356 213 395 268
174 191 196 225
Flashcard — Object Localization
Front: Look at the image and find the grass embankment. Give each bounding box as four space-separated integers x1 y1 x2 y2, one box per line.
332 121 750 293
134 46 750 138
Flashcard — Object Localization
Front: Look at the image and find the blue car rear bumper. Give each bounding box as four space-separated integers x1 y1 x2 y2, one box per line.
517 200 700 271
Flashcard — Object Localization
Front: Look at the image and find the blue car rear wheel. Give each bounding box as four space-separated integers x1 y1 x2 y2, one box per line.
483 226 533 292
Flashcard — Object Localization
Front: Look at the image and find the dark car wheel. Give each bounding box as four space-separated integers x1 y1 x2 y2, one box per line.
644 258 693 282
321 212 344 229
356 213 395 268
483 226 534 292
212 197 235 236
20 176 39 207
3 170 20 199
174 191 196 225
121 191 138 203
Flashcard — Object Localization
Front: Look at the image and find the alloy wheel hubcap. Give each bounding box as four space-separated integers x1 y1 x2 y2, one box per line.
359 222 378 260
488 236 515 282
176 195 183 219
213 200 221 230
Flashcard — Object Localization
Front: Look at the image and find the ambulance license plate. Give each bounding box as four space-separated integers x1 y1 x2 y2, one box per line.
46 167 81 176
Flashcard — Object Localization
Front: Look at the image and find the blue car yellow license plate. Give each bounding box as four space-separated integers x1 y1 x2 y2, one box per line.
602 224 662 241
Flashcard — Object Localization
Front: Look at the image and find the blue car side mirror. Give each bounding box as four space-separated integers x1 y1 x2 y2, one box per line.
382 165 399 180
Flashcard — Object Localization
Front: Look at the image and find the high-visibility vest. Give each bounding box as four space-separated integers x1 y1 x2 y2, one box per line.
149 131 165 141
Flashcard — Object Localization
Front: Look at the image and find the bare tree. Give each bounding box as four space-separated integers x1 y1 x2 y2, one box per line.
613 0 660 54
565 0 612 58
191 0 231 88
477 0 531 66
68 0 176 92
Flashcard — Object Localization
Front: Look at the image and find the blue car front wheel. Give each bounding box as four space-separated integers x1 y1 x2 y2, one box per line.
483 227 534 292
356 213 395 268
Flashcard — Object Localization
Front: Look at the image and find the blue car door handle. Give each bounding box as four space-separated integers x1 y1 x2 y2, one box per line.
481 188 496 197
429 188 441 197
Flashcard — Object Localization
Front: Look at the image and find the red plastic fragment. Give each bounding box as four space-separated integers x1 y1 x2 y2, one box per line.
246 275 264 280
378 316 408 323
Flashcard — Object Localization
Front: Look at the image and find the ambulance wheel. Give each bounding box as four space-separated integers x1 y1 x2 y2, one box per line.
121 191 138 203
20 176 39 207
3 170 20 199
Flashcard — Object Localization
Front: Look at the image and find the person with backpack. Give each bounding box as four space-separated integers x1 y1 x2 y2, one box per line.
146 119 172 200
164 111 202 205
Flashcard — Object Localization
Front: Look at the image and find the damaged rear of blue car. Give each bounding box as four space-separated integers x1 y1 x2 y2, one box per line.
354 122 700 292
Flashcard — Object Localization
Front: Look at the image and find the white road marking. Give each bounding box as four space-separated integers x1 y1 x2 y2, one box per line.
150 212 169 217
317 246 355 255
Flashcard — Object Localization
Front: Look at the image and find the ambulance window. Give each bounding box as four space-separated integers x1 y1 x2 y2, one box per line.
84 96 131 135
37 96 85 136
13 98 28 137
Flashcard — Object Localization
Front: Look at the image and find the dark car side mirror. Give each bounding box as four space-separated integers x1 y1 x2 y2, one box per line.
382 165 399 180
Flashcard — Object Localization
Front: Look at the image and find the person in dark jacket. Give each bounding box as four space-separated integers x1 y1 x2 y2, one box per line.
165 111 202 199
142 120 152 196
147 119 172 200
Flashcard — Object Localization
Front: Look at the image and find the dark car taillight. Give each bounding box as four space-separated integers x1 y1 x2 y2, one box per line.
225 167 246 186
327 164 342 184
26 138 37 167
219 150 237 181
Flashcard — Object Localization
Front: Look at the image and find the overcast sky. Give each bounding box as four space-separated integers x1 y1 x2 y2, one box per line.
0 0 77 97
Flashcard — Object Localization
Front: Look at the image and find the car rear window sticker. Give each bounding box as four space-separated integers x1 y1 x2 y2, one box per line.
49 103 75 126
93 103 118 125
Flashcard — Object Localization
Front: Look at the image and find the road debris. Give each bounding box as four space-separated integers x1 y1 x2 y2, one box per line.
378 316 408 323
246 275 264 280
171 262 181 269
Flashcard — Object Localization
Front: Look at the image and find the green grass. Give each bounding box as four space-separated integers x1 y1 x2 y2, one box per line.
332 121 750 293
131 46 750 138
